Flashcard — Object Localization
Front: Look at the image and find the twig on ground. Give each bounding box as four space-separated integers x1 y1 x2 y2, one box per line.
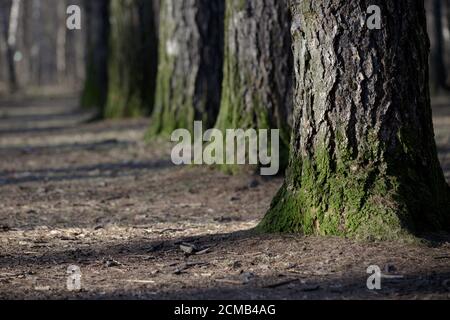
263 278 300 289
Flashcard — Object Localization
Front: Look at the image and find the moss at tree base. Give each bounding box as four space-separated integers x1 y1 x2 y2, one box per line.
258 149 450 241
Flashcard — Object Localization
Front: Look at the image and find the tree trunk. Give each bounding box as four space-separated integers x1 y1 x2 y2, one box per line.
105 0 158 118
65 0 85 87
215 0 293 169
16 0 30 86
445 0 450 86
56 0 67 82
0 0 19 93
148 0 224 137
259 0 450 240
0 39 4 85
426 0 448 93
81 0 110 111
27 0 42 85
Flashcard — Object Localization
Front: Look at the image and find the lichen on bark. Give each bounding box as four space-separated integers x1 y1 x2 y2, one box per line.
259 0 450 240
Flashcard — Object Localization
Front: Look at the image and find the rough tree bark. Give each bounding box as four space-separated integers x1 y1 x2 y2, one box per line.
259 0 450 240
105 0 159 118
215 0 293 169
148 0 224 137
426 0 448 93
81 0 110 111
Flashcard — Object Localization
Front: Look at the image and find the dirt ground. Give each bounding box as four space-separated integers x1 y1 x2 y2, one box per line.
0 93 449 300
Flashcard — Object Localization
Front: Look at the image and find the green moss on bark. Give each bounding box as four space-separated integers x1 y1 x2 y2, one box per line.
258 0 450 241
258 131 450 241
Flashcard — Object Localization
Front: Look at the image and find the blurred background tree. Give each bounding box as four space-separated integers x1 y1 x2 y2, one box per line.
215 0 293 172
147 0 225 138
426 0 449 93
105 0 158 119
80 0 109 112
0 0 448 103
0 0 86 94
0 0 19 93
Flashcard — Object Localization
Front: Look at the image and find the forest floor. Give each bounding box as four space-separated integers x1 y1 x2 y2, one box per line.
0 92 449 300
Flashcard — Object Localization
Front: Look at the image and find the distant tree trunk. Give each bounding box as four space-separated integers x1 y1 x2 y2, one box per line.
56 0 67 82
148 0 225 137
445 0 450 86
27 0 42 85
64 0 85 87
259 1 450 240
0 0 19 93
17 0 31 86
215 0 293 169
426 0 448 93
0 41 4 85
152 0 160 33
81 0 110 112
105 0 158 118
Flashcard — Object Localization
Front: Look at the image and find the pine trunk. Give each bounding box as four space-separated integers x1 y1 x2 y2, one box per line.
260 0 450 240
81 0 110 111
215 0 293 169
148 0 225 137
105 0 159 118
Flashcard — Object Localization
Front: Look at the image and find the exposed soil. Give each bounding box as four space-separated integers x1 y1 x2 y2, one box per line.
0 93 449 300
